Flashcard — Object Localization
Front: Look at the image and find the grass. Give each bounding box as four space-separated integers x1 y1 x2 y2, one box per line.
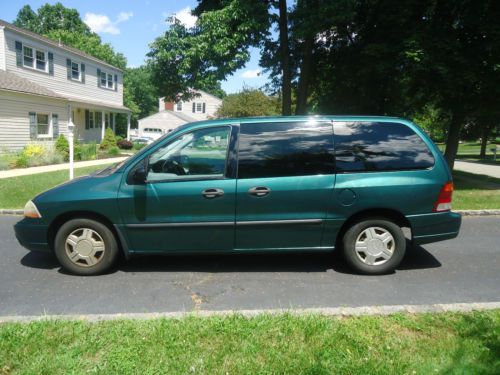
0 164 111 209
453 170 500 210
437 142 500 165
0 311 499 374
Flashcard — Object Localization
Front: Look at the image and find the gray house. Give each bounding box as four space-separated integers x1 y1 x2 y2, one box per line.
0 19 131 152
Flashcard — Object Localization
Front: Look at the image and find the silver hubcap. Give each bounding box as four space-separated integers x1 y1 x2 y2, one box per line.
65 228 105 267
355 227 395 266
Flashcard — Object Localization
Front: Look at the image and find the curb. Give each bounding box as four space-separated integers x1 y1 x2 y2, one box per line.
2 209 500 217
1 302 499 323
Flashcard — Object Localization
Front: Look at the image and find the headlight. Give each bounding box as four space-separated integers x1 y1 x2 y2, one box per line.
24 200 42 218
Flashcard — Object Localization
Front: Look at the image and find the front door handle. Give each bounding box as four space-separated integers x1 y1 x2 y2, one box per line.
248 186 271 197
202 188 224 199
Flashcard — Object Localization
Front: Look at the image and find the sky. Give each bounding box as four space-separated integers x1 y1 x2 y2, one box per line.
0 0 270 94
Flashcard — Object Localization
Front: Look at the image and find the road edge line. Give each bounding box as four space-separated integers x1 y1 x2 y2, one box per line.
1 302 499 323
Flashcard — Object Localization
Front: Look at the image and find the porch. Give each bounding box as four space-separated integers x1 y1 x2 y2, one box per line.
67 99 131 143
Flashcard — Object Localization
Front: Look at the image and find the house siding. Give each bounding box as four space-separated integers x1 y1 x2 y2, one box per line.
160 91 222 121
0 27 6 70
0 91 68 152
4 29 123 106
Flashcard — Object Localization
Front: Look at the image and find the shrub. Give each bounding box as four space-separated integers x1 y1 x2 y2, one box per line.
117 139 133 150
75 142 97 161
23 144 45 158
99 128 117 150
133 142 146 151
11 143 63 168
55 134 69 161
115 135 124 142
107 146 120 156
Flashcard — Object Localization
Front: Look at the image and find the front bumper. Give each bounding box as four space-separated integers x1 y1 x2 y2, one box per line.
14 218 50 253
407 211 462 245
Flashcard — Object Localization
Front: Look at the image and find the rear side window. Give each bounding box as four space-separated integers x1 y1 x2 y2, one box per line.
334 122 434 172
238 121 335 179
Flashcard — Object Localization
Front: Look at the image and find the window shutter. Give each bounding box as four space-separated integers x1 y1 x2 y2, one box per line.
192 103 195 113
202 103 206 113
48 52 54 75
85 109 90 129
52 114 59 138
66 58 72 79
29 112 37 139
114 74 118 91
15 41 23 67
81 63 86 83
97 68 101 87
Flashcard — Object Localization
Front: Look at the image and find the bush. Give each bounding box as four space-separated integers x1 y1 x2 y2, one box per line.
99 128 117 150
12 143 63 168
117 139 133 150
55 134 69 161
75 142 97 161
107 146 120 156
115 135 124 142
133 142 146 151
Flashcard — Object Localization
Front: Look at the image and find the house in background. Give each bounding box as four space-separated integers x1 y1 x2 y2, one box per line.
0 19 131 152
137 90 222 139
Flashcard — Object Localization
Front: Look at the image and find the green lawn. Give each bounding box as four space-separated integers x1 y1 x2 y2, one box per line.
0 311 499 374
437 142 500 165
0 165 111 209
453 171 500 210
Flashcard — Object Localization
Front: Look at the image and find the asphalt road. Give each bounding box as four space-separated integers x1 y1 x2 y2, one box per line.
0 215 499 316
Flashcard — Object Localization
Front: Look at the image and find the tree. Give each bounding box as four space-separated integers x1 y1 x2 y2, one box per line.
148 1 269 102
123 66 158 121
216 88 280 118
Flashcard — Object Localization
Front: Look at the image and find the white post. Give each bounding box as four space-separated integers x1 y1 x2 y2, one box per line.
126 113 131 141
68 105 74 180
101 110 105 139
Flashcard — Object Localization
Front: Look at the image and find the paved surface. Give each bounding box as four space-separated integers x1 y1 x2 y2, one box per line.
454 160 500 179
0 216 499 316
0 157 127 179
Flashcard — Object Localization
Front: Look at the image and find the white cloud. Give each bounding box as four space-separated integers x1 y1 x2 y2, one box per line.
164 7 198 28
241 69 262 79
84 11 133 35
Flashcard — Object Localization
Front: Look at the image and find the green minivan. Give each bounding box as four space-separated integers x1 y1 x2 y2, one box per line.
14 116 461 275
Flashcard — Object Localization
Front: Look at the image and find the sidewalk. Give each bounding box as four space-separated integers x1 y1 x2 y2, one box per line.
454 160 500 179
0 157 127 179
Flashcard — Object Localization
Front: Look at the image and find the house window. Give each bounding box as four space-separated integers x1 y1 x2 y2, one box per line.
176 102 183 111
37 114 50 137
195 102 204 113
100 71 114 89
23 46 47 72
71 62 81 81
95 112 102 128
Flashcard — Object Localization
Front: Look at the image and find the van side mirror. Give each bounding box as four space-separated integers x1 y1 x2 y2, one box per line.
132 159 148 184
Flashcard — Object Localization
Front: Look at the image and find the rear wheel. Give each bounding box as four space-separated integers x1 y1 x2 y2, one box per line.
342 218 406 275
54 218 119 275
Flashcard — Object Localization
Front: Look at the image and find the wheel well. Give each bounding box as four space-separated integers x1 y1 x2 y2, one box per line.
47 211 124 255
335 208 412 250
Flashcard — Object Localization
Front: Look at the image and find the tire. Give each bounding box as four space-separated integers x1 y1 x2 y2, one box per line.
54 218 119 276
342 218 406 275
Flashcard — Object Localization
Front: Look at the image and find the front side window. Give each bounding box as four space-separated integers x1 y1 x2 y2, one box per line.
107 74 113 88
36 50 46 71
100 71 114 89
23 46 47 71
100 71 107 87
147 126 231 182
334 122 435 172
23 46 33 67
195 102 203 113
37 114 50 136
176 102 183 111
238 121 335 179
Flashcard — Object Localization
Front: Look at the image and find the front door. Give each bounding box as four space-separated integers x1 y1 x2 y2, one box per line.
118 125 236 253
235 120 336 250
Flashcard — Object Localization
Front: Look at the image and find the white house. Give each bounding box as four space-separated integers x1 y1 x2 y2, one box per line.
138 90 222 138
0 19 131 152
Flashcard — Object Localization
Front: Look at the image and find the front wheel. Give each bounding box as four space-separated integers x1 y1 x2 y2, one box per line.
54 218 119 275
342 218 406 275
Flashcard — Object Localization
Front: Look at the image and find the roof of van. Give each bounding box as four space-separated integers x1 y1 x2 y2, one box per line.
177 115 406 129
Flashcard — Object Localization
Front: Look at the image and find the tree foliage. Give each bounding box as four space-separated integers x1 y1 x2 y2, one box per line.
216 88 280 118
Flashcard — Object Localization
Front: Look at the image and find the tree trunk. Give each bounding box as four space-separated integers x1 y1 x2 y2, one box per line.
479 126 489 158
295 35 314 115
278 0 292 115
444 112 464 170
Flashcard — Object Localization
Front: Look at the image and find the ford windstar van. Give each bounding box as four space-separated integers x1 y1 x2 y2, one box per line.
14 116 461 275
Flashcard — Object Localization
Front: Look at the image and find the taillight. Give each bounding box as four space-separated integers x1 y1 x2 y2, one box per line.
433 182 453 212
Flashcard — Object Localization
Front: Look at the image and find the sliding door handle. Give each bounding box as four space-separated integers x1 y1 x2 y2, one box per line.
248 186 271 197
202 188 224 199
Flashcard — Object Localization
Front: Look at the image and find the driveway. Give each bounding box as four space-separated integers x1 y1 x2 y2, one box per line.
454 160 500 179
0 215 499 316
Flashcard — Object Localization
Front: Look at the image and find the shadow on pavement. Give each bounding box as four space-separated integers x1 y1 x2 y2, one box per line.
20 240 441 275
